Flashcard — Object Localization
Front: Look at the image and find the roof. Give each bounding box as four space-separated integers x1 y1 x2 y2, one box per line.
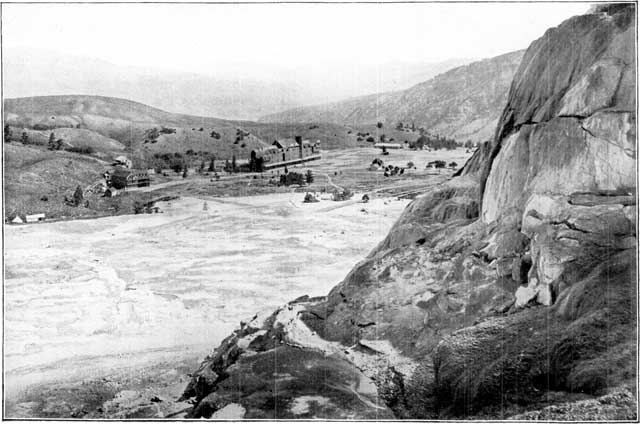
374 143 403 148
26 213 45 218
11 216 23 223
273 140 299 149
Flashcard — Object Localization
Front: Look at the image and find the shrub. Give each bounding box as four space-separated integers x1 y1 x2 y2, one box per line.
279 171 305 186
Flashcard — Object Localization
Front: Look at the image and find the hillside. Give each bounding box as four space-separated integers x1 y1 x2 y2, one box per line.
4 95 364 167
183 4 637 420
261 50 525 143
3 48 472 120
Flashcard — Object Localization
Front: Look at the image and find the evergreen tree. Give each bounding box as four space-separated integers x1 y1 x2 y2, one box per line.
73 185 84 206
208 157 215 172
199 160 205 173
21 132 28 144
305 170 314 184
231 154 237 172
4 124 12 143
48 132 56 150
182 165 188 178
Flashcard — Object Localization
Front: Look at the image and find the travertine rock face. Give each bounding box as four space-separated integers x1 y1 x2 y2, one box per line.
481 5 635 224
183 5 636 420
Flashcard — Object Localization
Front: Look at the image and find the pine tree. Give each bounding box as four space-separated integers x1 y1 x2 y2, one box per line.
305 170 314 184
182 165 188 178
73 185 84 206
208 157 215 172
231 154 237 172
4 124 12 143
21 132 28 144
199 160 205 173
48 132 56 150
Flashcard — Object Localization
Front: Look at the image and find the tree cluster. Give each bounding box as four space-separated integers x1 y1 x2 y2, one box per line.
411 134 458 150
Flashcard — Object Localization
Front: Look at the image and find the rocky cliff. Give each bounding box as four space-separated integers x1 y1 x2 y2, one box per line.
261 51 524 144
181 5 637 419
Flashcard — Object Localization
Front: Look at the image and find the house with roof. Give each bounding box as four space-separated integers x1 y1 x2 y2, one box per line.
250 136 321 171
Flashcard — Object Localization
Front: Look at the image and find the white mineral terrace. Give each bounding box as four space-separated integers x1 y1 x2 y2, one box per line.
3 192 410 399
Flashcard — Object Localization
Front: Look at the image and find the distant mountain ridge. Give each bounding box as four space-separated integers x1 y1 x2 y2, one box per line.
3 47 472 121
260 50 525 143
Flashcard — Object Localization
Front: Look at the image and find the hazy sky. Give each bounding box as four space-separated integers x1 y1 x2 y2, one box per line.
3 2 590 76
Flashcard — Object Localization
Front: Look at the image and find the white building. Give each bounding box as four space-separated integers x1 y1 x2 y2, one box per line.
25 213 46 223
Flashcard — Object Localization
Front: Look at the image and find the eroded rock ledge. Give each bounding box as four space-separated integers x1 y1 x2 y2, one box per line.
181 4 637 420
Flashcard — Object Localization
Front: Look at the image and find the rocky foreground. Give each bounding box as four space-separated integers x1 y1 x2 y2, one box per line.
180 4 637 420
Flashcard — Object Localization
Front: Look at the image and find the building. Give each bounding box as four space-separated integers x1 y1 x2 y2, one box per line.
374 143 403 150
11 216 24 224
112 156 132 168
25 213 45 223
106 168 151 189
249 136 321 171
104 187 119 197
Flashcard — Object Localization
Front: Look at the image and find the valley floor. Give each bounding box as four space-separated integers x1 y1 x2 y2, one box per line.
3 192 411 418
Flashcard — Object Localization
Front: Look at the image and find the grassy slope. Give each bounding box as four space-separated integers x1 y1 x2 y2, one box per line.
4 95 359 158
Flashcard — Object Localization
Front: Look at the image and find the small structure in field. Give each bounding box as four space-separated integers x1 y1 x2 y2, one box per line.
11 216 24 224
25 213 45 223
104 187 119 197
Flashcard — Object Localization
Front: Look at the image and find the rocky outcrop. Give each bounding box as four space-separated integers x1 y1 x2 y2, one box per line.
182 4 636 420
480 5 635 220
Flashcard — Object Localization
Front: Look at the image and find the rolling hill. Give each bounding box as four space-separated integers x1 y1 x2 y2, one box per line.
4 95 367 163
260 50 525 143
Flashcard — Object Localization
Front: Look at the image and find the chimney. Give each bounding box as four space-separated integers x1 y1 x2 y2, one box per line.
295 136 303 158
